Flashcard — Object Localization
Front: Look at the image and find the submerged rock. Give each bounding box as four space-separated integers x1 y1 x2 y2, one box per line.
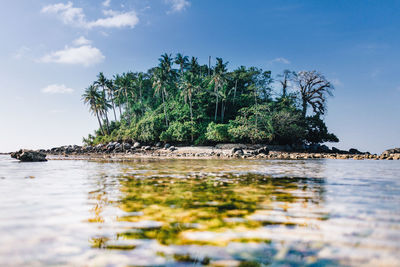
11 150 47 162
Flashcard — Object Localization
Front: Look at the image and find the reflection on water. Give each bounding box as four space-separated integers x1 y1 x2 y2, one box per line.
0 156 400 266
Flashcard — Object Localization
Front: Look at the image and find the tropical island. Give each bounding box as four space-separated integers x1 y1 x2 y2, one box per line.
81 53 338 147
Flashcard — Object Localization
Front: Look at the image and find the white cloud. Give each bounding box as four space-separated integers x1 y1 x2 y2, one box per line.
41 2 86 27
40 45 105 67
102 0 111 7
73 36 91 46
42 84 74 94
41 2 139 29
166 0 190 13
87 10 138 29
270 57 291 64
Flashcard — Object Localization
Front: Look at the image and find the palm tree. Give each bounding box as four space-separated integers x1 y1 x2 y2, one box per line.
94 72 111 128
175 53 189 75
209 57 228 122
152 54 175 127
153 68 169 127
106 79 117 121
82 85 105 135
179 72 200 142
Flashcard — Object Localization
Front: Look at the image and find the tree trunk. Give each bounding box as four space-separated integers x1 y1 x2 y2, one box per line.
214 91 219 122
221 100 225 123
162 89 169 127
189 96 194 143
118 104 122 121
95 109 105 135
111 93 117 121
302 99 307 118
124 88 131 124
233 80 237 105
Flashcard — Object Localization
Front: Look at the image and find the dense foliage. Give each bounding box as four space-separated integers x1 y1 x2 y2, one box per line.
82 53 338 146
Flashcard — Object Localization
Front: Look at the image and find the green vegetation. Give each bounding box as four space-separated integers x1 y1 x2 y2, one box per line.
82 53 338 145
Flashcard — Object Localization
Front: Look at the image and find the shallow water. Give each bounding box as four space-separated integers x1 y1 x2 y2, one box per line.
0 155 399 266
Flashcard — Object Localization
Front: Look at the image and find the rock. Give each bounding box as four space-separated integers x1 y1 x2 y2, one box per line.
231 147 242 155
382 148 400 155
122 143 131 150
169 146 177 151
255 146 269 155
11 150 47 162
232 148 243 156
143 146 152 151
164 143 171 149
133 142 141 149
319 145 330 153
155 142 162 148
349 148 361 154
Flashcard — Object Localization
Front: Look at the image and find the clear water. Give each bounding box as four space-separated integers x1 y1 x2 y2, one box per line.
0 155 399 266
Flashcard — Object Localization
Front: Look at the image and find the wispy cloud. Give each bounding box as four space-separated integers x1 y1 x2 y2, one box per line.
87 10 138 29
41 2 139 29
14 46 31 59
39 37 104 67
41 84 74 94
166 0 190 13
270 57 291 64
72 36 91 46
102 0 111 7
331 78 343 87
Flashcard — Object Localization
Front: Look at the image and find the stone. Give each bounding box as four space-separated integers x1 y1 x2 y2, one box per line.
155 142 162 148
11 150 47 162
349 148 361 154
169 146 177 151
164 143 171 149
382 148 400 155
133 142 141 149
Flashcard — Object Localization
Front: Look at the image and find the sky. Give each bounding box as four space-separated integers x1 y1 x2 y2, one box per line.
0 0 399 154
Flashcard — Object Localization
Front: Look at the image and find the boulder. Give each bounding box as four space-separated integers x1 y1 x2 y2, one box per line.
382 148 400 155
164 143 171 149
155 142 162 148
169 146 177 151
11 150 47 162
255 146 269 155
349 148 361 154
122 143 131 150
133 142 141 149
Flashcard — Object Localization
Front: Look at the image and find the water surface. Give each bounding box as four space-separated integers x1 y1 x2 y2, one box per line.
0 155 399 266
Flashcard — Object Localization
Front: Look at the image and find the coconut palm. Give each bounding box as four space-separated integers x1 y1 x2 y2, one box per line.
175 53 189 75
179 72 201 141
94 72 111 129
82 85 105 135
209 58 228 121
106 79 117 121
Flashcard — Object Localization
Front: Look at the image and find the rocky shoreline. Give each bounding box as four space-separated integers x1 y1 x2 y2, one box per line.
9 143 400 161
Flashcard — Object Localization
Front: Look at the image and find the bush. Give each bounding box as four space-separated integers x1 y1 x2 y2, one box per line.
228 105 274 143
133 112 165 142
160 121 196 143
205 122 231 142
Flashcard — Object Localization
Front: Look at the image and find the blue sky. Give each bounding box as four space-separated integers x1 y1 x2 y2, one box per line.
0 0 399 153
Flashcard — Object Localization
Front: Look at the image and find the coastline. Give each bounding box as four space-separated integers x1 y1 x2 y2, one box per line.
39 144 399 161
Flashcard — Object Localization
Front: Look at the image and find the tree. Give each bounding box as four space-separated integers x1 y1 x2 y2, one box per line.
175 53 189 75
295 71 334 118
209 58 228 122
277 70 295 97
94 72 111 129
179 72 200 142
106 79 118 121
82 85 105 135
